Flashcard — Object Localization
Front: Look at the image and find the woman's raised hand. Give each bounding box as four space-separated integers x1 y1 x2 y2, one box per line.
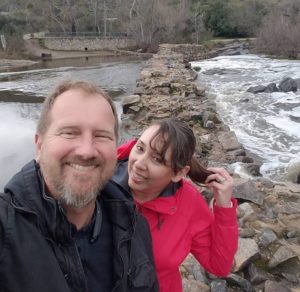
204 167 233 208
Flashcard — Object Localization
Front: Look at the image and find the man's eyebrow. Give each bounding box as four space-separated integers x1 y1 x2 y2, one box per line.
94 129 114 134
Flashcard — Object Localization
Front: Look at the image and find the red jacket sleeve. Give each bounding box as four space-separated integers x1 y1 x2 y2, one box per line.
191 197 238 277
117 139 137 160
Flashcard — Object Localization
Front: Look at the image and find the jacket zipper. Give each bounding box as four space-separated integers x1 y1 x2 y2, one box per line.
112 212 137 291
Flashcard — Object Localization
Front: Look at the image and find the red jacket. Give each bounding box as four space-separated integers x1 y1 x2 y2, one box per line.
115 140 238 292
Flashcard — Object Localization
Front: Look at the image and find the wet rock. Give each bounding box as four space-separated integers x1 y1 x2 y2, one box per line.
233 178 264 205
134 87 146 95
259 228 277 246
182 254 207 283
122 95 141 113
202 111 220 126
264 280 292 292
286 230 297 238
279 77 298 92
274 182 300 194
265 82 279 92
189 111 202 122
227 149 246 157
233 238 260 272
199 134 213 144
257 178 275 189
205 121 215 129
245 263 274 285
268 245 297 268
226 273 255 292
240 98 249 102
194 85 206 96
127 105 140 113
239 227 256 238
238 202 257 223
276 202 300 215
203 68 226 75
210 279 227 292
189 69 198 81
182 278 210 292
218 131 242 151
281 272 300 284
247 85 266 93
237 156 254 163
243 163 262 176
294 78 300 90
289 115 300 123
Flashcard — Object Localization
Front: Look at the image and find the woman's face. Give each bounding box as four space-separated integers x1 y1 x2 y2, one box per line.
128 125 183 202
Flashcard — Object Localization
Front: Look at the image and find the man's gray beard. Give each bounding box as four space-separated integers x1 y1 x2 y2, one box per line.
57 183 103 209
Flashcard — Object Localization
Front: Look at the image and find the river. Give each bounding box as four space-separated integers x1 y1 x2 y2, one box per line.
191 55 300 183
0 56 144 191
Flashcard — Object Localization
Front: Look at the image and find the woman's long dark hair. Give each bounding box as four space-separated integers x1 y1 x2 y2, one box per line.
149 118 213 183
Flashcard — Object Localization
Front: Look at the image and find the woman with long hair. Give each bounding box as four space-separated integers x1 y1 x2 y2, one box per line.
113 118 238 292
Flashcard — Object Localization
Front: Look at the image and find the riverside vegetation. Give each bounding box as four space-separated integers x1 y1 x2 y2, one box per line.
0 0 300 59
121 44 300 292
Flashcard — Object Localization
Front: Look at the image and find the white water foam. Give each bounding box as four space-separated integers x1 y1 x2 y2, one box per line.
191 55 300 182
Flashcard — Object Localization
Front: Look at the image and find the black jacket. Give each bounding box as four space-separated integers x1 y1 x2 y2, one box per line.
0 160 158 292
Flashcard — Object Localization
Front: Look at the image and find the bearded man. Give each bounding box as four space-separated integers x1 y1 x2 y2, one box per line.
0 80 158 292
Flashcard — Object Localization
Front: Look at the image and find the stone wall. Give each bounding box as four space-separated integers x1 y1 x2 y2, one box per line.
43 37 137 51
163 43 215 62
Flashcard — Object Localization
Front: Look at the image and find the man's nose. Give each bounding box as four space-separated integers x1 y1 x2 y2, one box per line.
75 135 98 159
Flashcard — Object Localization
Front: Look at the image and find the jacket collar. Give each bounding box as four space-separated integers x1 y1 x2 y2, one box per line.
4 160 72 243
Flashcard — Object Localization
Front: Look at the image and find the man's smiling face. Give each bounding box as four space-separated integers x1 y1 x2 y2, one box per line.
35 88 117 209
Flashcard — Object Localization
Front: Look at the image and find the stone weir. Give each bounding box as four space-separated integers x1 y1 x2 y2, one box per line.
121 44 300 292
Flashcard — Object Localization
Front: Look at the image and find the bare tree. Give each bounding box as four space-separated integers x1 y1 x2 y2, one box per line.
256 0 300 58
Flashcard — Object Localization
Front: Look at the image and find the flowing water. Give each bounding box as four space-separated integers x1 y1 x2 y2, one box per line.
191 55 300 183
0 56 144 191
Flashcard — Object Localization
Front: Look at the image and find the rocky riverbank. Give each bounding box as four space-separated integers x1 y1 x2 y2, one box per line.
121 44 300 292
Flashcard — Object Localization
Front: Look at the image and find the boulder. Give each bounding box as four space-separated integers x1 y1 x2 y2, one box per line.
210 279 227 292
182 279 210 292
268 246 297 268
226 273 255 292
233 178 265 205
247 85 266 94
259 228 277 246
245 263 274 285
218 131 242 152
294 78 300 90
233 238 260 272
279 77 298 92
122 95 141 113
238 202 257 223
265 82 279 93
264 280 292 292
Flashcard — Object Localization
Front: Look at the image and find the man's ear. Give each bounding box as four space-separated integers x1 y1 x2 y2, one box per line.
35 133 42 162
171 165 190 183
